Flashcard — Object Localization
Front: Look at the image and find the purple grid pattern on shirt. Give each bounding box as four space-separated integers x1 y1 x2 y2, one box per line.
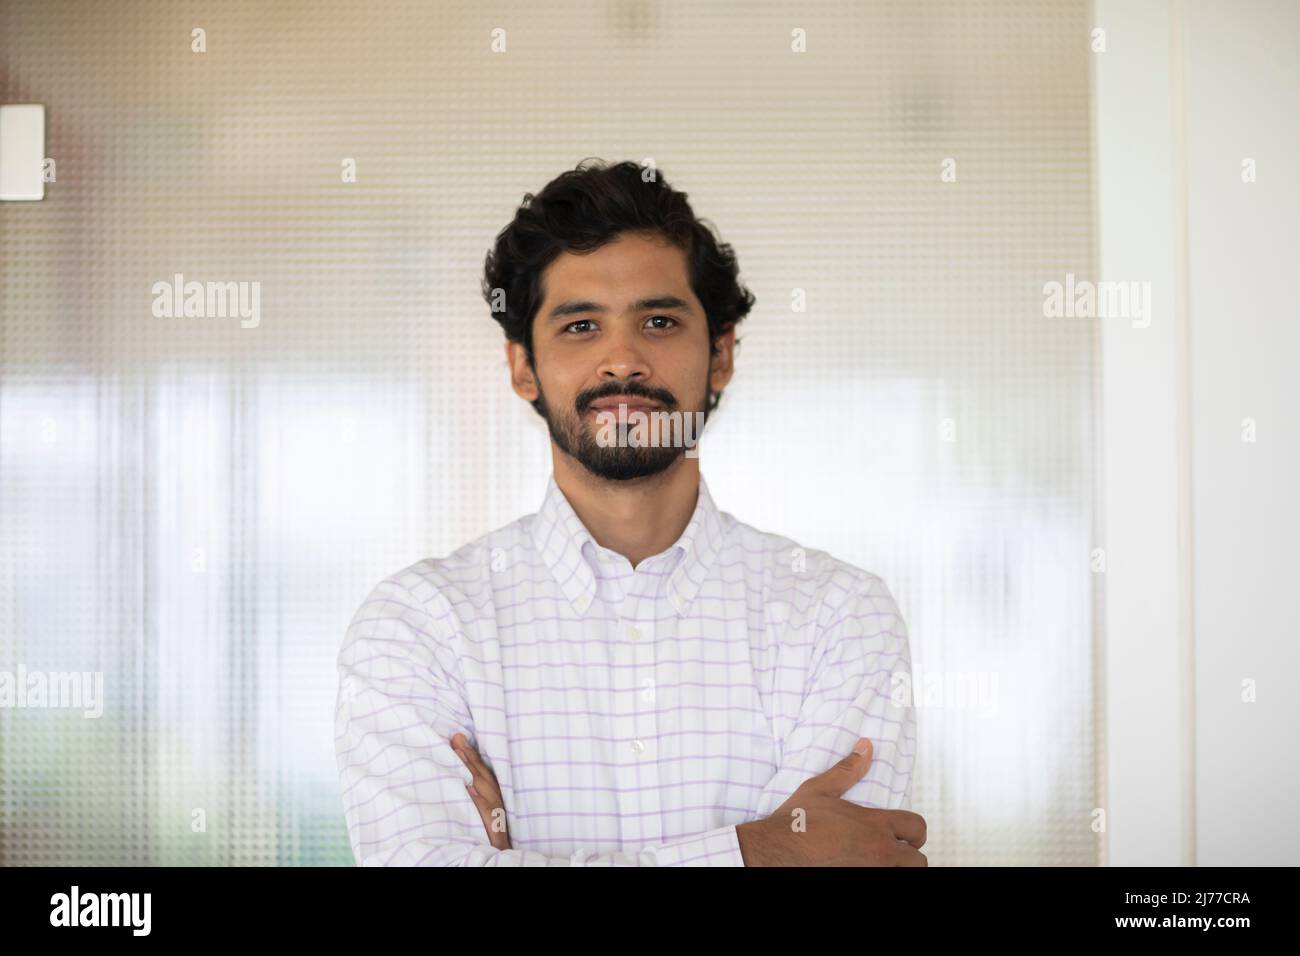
335 473 917 866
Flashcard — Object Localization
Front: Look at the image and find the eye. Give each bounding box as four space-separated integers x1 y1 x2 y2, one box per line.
645 315 679 330
563 319 597 334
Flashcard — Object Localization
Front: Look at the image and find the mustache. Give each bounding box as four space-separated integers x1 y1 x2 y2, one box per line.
575 381 677 414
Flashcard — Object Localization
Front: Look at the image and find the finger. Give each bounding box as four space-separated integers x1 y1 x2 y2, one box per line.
807 737 874 797
448 737 508 848
467 763 505 810
450 732 479 766
451 734 493 786
455 741 508 817
446 736 476 788
450 733 474 774
474 772 505 809
887 809 927 849
464 772 510 848
463 780 492 817
893 842 928 867
457 742 502 796
462 779 509 848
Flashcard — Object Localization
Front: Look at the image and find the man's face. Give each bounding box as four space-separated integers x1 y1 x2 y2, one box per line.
507 230 734 481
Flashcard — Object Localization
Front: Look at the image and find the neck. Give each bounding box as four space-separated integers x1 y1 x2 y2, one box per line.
552 453 700 568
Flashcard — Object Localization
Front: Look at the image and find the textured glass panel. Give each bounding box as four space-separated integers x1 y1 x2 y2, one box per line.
1 0 1097 865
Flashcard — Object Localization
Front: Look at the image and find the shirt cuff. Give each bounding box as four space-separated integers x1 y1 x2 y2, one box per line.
651 824 746 867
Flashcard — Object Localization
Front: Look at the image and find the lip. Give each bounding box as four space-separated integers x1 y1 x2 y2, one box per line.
587 397 663 413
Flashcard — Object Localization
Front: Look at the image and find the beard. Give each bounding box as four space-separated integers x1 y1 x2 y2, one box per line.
534 377 711 482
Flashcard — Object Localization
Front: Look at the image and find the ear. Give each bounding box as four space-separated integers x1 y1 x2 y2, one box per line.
709 326 736 393
506 340 540 403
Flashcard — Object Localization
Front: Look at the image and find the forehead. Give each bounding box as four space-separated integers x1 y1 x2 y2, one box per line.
539 231 694 304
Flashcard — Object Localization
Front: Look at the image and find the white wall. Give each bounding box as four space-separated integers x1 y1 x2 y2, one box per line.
1095 0 1193 867
1184 0 1300 866
1096 0 1300 865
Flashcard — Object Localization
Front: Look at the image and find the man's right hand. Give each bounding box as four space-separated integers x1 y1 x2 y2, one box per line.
451 732 511 851
735 738 927 866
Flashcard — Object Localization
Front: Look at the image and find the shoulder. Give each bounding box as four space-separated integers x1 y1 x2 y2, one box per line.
721 510 903 627
344 514 533 642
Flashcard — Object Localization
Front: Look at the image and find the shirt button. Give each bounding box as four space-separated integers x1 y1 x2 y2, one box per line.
631 739 645 753
627 625 642 641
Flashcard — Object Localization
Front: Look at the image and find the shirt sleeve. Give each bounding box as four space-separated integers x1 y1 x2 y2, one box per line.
751 573 917 820
335 576 746 866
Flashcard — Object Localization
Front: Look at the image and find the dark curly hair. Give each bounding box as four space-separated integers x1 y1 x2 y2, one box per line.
482 159 754 415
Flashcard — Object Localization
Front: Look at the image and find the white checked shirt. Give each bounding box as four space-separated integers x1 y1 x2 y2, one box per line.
335 473 916 866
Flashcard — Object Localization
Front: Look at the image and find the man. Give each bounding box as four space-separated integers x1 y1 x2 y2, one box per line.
334 159 925 866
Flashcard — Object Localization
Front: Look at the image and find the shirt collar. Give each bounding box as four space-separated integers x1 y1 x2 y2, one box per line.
530 472 726 618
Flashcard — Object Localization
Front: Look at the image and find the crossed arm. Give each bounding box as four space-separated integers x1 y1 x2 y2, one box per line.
335 573 924 866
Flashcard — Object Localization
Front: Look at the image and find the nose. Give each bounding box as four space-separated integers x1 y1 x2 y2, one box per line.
596 324 652 382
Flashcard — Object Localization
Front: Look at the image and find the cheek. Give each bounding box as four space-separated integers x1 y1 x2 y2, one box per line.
533 352 588 408
673 349 714 398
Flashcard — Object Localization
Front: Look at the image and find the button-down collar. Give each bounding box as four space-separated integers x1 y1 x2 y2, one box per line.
531 472 725 617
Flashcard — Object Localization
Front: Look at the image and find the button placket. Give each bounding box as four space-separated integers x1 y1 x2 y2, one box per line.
608 611 640 846
629 609 661 843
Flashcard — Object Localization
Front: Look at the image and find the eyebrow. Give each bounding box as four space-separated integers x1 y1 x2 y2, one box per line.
545 295 694 323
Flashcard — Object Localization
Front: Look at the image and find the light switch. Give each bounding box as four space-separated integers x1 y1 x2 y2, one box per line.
0 104 46 201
